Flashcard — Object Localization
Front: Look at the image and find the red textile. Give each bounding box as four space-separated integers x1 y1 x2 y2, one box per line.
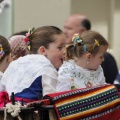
0 91 10 108
44 84 120 120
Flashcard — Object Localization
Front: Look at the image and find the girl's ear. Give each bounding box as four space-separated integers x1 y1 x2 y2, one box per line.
86 53 92 59
38 46 47 55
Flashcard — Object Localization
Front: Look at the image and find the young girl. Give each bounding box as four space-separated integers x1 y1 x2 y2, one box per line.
57 31 108 91
1 26 66 102
9 35 29 60
0 35 12 91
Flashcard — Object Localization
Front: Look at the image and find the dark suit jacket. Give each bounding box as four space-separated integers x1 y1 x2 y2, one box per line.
101 52 118 84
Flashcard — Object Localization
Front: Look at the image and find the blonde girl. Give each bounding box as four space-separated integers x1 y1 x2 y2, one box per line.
57 31 108 91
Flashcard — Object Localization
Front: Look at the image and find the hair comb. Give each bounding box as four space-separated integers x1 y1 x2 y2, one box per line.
72 33 84 44
95 39 100 46
0 44 4 59
24 27 35 50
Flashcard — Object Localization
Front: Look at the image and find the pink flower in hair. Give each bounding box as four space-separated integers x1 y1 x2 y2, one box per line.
26 33 30 37
24 37 30 45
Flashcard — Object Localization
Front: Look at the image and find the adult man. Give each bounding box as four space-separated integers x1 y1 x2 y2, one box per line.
64 14 91 44
63 14 118 84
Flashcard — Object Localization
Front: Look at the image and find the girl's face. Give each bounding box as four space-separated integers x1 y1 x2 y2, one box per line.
45 34 66 69
88 45 108 70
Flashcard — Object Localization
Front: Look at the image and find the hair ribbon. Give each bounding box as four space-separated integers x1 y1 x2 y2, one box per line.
72 33 86 52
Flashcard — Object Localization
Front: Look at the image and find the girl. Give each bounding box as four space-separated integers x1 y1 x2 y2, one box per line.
57 31 108 91
1 26 66 102
9 35 29 60
0 35 12 91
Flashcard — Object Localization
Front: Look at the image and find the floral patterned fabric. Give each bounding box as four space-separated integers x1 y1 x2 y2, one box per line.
57 60 106 92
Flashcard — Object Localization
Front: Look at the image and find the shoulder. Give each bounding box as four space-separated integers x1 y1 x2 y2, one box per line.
58 60 82 77
59 60 75 72
97 65 104 72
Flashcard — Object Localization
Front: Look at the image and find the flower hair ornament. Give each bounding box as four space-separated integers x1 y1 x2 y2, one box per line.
0 44 4 59
24 27 35 50
72 33 86 52
95 39 100 46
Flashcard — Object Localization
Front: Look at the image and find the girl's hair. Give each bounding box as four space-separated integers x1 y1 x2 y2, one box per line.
9 35 29 60
27 26 63 54
66 31 108 60
0 35 11 62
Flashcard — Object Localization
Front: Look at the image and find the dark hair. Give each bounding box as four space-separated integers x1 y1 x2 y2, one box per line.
28 26 63 54
66 31 108 60
81 19 91 30
0 35 11 62
11 30 28 36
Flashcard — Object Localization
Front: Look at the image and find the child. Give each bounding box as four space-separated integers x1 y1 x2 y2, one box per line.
0 35 12 91
57 31 108 91
9 35 29 60
1 26 66 102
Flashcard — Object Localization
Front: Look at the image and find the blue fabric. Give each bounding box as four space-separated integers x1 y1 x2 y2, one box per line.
15 76 43 100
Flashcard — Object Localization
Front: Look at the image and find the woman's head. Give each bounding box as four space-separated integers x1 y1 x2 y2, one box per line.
66 31 108 70
0 35 12 63
9 35 29 60
26 26 66 69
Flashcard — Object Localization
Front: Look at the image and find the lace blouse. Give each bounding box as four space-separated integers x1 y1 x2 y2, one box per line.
57 60 106 92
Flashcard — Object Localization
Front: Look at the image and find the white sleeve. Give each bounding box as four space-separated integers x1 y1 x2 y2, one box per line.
56 70 72 92
99 67 106 84
42 74 57 96
99 66 107 84
0 81 5 91
56 78 72 92
100 76 106 84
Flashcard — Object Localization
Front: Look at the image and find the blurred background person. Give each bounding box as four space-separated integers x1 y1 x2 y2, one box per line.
64 14 91 44
9 35 29 60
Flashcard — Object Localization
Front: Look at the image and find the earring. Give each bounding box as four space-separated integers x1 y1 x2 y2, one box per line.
87 60 89 64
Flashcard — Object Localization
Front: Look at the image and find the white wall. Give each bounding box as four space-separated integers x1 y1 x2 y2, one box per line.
111 0 120 68
14 0 71 32
0 1 13 38
71 0 110 40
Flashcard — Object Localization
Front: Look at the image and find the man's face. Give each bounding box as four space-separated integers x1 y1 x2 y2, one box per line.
64 17 82 44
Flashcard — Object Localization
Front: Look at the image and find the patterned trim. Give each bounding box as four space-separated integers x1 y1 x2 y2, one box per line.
53 84 107 101
81 105 120 120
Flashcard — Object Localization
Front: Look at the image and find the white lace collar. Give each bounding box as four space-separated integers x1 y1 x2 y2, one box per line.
2 55 58 95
